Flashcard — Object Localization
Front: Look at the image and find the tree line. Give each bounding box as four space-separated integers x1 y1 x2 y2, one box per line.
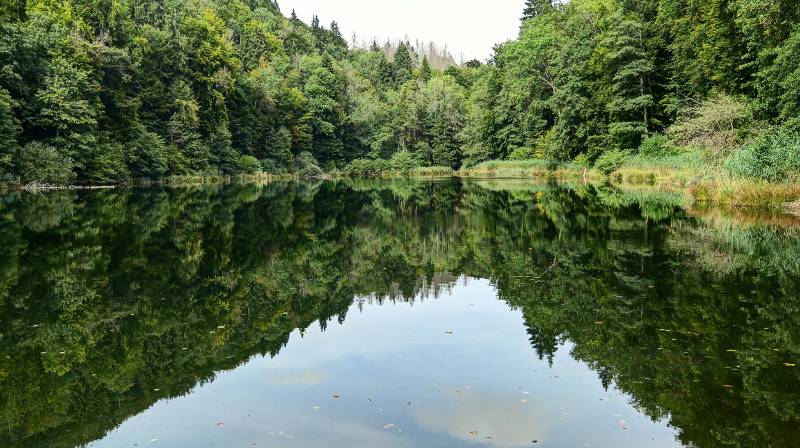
1 0 799 184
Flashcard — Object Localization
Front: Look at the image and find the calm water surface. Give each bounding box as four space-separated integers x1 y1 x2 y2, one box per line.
1 179 799 447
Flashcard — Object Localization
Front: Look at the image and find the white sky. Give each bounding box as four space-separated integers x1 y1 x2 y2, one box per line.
279 0 525 62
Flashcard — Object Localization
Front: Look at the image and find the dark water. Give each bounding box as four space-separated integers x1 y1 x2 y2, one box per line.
1 179 799 448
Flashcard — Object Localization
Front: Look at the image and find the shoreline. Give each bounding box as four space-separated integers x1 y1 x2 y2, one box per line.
4 165 800 212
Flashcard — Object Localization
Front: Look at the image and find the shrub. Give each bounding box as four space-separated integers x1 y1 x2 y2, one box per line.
572 153 591 168
724 127 800 182
389 150 420 173
638 134 677 158
508 146 536 160
128 127 168 179
594 149 629 175
16 142 76 185
343 159 390 177
260 158 287 174
239 155 261 174
86 141 130 183
668 94 754 159
294 151 324 179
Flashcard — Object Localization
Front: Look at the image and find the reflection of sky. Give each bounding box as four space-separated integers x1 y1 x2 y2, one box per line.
90 279 681 448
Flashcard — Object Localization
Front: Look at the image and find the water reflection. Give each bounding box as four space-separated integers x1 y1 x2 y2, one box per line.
0 179 799 447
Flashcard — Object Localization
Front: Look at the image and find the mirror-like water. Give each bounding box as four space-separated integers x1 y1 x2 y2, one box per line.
1 179 799 447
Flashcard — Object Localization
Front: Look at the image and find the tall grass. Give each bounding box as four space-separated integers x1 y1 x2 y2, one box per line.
460 159 588 179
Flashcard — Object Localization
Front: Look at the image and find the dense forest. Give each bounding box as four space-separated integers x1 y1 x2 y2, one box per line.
1 180 800 447
1 0 800 185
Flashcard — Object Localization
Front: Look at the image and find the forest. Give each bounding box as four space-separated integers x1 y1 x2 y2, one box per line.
1 0 800 185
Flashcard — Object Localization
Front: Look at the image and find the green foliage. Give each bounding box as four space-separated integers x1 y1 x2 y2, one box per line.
127 126 168 179
294 151 324 179
238 155 261 174
508 146 536 160
0 0 799 183
389 150 420 173
16 142 76 185
725 127 800 182
667 95 755 158
343 158 390 177
0 87 20 178
638 134 676 158
594 149 629 175
392 42 414 85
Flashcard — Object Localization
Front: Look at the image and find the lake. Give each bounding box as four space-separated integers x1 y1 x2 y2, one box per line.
1 179 799 447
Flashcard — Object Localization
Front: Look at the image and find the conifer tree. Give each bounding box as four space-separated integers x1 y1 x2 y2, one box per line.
393 42 414 85
420 56 432 82
521 0 553 22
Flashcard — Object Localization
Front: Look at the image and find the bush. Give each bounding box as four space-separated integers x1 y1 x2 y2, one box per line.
389 150 420 173
724 127 800 182
260 158 287 174
294 151 324 179
16 142 77 185
128 127 168 179
638 134 677 158
668 94 754 158
594 149 629 175
343 159 390 177
86 141 130 183
238 155 261 174
508 146 536 160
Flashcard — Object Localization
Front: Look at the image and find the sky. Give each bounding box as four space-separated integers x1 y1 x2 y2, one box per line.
279 0 525 62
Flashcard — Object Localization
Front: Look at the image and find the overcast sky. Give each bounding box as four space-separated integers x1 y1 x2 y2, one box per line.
280 0 525 62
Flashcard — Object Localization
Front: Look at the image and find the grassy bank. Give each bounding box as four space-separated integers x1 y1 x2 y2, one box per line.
455 153 800 209
609 151 800 208
457 160 599 180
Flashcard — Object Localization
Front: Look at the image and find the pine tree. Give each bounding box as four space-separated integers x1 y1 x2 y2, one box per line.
521 0 553 22
605 13 654 150
420 56 432 82
393 42 414 85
